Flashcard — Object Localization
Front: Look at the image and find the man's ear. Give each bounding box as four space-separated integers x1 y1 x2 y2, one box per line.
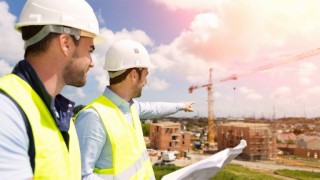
59 34 72 56
129 69 137 81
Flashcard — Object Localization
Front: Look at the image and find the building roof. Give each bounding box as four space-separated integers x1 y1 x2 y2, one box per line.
277 143 297 149
297 134 320 142
153 121 180 127
219 122 269 128
278 133 297 141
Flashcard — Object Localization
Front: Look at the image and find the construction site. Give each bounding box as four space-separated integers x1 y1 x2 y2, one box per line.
187 48 320 153
147 48 320 164
217 122 277 161
149 121 191 153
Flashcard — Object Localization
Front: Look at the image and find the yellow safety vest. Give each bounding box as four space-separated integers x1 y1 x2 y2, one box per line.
82 95 155 180
0 74 81 180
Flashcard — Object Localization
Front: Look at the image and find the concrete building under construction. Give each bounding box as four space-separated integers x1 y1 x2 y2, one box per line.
149 122 191 152
217 122 276 161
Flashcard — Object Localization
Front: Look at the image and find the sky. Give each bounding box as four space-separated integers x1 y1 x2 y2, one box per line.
1 0 320 119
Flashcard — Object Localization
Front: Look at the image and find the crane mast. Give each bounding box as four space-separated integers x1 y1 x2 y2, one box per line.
207 69 214 144
189 69 215 144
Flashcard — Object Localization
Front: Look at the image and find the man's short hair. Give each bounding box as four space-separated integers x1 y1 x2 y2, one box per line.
109 68 143 85
21 25 79 58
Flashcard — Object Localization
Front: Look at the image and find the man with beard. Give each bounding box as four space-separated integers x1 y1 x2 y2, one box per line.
0 0 105 179
75 39 194 179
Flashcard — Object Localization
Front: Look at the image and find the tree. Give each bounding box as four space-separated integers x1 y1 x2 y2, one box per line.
142 124 150 136
293 128 303 135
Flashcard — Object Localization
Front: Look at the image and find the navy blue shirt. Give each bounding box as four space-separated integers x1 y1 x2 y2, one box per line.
12 60 75 133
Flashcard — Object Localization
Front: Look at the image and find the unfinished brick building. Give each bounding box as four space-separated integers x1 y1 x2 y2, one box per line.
217 122 276 161
149 122 191 152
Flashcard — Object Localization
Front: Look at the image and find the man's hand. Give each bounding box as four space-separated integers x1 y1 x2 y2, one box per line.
183 102 194 112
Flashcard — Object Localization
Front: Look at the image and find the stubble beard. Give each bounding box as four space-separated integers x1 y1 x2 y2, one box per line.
134 82 144 98
63 49 87 87
136 90 142 98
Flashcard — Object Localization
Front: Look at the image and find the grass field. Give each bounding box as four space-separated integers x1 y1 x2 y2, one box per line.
211 164 282 180
153 163 319 180
274 169 320 180
153 165 182 180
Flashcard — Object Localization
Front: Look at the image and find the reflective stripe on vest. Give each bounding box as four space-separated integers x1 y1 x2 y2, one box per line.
0 74 81 180
81 95 155 180
94 150 155 180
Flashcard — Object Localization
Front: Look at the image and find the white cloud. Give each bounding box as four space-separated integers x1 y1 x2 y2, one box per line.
148 0 320 118
151 0 320 85
295 86 320 104
94 73 108 92
298 62 317 85
95 9 105 25
304 86 320 97
214 92 221 98
63 87 85 100
99 28 154 47
151 38 220 85
246 93 263 101
0 59 12 76
189 13 219 42
147 76 170 91
149 52 175 70
270 86 292 103
238 86 263 101
239 87 254 95
75 88 85 98
0 1 24 62
153 0 220 11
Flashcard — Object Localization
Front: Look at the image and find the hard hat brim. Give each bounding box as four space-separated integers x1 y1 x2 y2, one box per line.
94 34 107 45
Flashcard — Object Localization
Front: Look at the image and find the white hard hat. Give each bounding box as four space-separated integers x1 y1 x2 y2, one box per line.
15 0 106 47
104 39 153 77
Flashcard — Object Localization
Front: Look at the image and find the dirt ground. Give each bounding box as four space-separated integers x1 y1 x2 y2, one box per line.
267 156 319 169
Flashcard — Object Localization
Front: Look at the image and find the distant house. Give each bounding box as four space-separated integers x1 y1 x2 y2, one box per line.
294 134 320 158
307 123 316 130
226 117 245 121
306 137 320 150
277 133 296 144
144 119 153 124
294 123 303 129
296 134 307 148
277 143 297 155
296 134 320 149
194 133 201 138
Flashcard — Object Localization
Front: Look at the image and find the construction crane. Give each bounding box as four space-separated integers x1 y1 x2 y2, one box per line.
189 48 320 145
189 68 215 144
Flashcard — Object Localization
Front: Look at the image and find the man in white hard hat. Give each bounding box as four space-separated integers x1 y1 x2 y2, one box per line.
0 0 105 179
75 39 194 179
